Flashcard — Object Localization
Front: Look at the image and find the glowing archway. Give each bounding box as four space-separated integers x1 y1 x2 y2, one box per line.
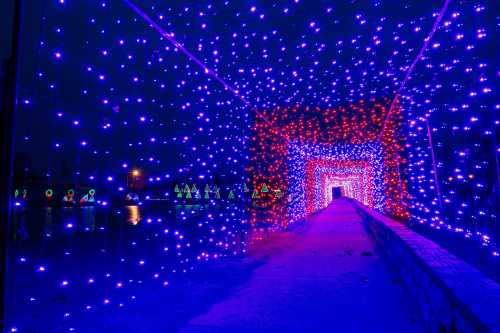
248 101 409 225
287 142 384 221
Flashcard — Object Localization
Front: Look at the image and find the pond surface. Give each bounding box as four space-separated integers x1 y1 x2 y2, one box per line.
5 203 279 332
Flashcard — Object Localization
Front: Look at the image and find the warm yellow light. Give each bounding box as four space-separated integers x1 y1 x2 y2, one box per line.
132 170 140 176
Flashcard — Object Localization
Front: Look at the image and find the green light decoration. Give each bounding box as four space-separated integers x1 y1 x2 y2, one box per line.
205 184 210 192
88 189 96 202
177 191 183 199
228 190 235 200
183 184 190 193
185 186 192 199
174 184 180 193
204 189 210 199
191 184 198 193
45 189 54 198
252 189 260 199
14 189 19 198
261 184 269 193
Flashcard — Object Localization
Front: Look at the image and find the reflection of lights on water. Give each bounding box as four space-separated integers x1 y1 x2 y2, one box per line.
126 205 141 225
7 202 282 332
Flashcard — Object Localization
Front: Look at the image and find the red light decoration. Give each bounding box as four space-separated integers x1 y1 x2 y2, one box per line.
247 98 410 226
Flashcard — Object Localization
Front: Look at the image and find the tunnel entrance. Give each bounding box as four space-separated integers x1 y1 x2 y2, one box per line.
248 101 410 223
331 186 342 200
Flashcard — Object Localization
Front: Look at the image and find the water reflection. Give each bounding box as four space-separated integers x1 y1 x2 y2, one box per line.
126 205 141 225
5 202 282 332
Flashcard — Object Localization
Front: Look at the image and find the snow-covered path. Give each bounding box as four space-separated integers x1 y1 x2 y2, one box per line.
180 199 423 333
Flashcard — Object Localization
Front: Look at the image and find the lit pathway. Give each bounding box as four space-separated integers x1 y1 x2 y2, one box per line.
180 199 423 333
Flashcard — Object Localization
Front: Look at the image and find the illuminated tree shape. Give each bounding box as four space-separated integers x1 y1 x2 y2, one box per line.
177 191 183 199
192 184 198 193
14 189 19 198
252 189 260 199
204 190 210 199
205 184 210 192
261 184 269 193
243 183 250 193
214 187 221 199
184 184 190 193
185 187 192 199
174 184 180 193
228 190 235 200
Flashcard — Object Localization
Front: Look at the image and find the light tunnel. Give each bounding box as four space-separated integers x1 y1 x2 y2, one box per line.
1 0 498 331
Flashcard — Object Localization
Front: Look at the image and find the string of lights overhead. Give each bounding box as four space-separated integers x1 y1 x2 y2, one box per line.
7 0 499 330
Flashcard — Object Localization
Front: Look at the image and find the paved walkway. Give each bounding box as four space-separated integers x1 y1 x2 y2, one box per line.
180 200 423 333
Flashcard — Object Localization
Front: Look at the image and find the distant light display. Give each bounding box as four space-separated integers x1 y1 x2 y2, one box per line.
312 164 374 209
289 143 384 220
